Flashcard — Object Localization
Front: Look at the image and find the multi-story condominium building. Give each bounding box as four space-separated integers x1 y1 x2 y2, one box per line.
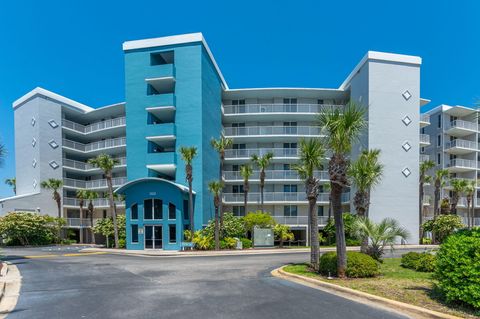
0 33 426 249
421 105 480 227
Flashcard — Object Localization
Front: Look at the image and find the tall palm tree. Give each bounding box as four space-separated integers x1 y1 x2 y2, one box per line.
318 101 366 278
464 180 475 229
208 181 223 250
450 178 467 215
88 154 120 248
76 189 89 244
180 146 198 240
433 169 449 217
419 160 435 242
211 136 233 228
251 152 273 212
348 149 383 217
41 178 63 218
4 178 16 195
294 138 325 271
239 165 253 215
86 190 98 244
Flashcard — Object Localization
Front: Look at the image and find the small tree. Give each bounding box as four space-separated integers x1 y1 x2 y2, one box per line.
464 180 476 229
0 212 64 245
76 189 89 244
208 180 223 250
92 215 126 248
274 224 294 248
243 211 276 236
353 217 410 261
251 152 274 212
180 146 198 241
41 178 63 218
449 178 467 215
422 214 463 243
86 190 98 244
433 169 449 216
239 165 253 215
4 178 16 195
211 136 232 228
419 160 435 242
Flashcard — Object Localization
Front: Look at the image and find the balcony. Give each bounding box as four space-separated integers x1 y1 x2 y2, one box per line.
271 215 330 226
461 217 480 226
446 159 477 172
223 170 329 182
63 157 126 173
63 197 125 208
223 192 349 204
146 93 175 107
419 134 430 146
445 139 477 154
420 114 430 128
445 120 477 137
224 126 322 143
422 195 431 206
222 103 343 122
65 218 100 228
62 117 126 135
146 123 176 145
225 148 299 162
63 177 127 190
420 154 430 162
63 137 126 155
146 152 176 176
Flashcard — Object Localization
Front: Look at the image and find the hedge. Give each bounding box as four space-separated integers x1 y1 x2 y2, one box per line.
319 251 379 278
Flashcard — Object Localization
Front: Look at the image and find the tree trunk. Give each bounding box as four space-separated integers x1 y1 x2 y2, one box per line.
79 203 84 244
214 204 220 250
280 236 284 248
309 197 319 271
243 182 248 216
219 157 224 230
89 202 96 244
434 185 440 217
55 191 62 241
466 199 471 229
107 175 119 249
419 181 424 244
188 179 194 241
260 173 265 213
332 182 346 278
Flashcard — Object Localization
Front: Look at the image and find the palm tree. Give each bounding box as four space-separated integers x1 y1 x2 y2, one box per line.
208 181 223 250
180 146 198 240
464 180 476 229
433 169 449 217
211 136 232 228
41 178 63 218
86 190 98 244
240 165 253 215
318 101 366 278
251 152 273 212
348 149 383 217
4 178 16 195
88 154 120 248
76 189 89 244
353 217 410 262
419 160 435 242
294 138 325 271
450 178 467 215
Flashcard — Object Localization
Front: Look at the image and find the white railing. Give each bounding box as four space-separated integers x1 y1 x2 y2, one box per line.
225 148 299 159
419 134 430 144
223 192 349 203
65 218 97 227
420 114 430 124
223 170 329 181
447 159 477 169
461 217 480 226
271 215 330 225
447 120 477 132
223 104 344 115
64 197 125 207
62 117 126 134
422 195 431 205
63 157 126 171
420 154 430 162
63 177 127 189
445 139 477 150
63 137 126 152
224 126 322 137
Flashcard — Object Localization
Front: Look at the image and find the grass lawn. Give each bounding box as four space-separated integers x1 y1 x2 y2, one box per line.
284 259 480 319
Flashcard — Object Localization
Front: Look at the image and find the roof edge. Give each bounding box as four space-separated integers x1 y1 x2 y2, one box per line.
13 87 94 112
114 177 195 195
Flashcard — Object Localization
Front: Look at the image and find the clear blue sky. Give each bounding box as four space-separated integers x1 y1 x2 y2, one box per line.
0 0 478 197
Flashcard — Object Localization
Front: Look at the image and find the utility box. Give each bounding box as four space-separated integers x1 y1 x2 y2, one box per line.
234 238 243 250
253 227 274 248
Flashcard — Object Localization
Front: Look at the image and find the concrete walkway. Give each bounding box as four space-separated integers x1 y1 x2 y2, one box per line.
81 244 438 257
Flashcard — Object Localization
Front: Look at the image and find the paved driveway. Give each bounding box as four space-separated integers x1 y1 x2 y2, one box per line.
3 247 409 319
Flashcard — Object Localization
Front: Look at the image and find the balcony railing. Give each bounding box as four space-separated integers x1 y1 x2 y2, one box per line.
225 148 299 159
223 170 329 181
224 126 322 137
271 215 330 226
63 177 127 189
422 195 431 205
445 139 477 150
461 217 480 226
64 197 125 207
62 117 126 134
447 159 477 169
65 218 100 227
223 103 344 115
420 114 430 124
420 154 430 162
419 134 430 144
446 120 477 132
223 192 349 203
63 137 126 153
63 157 126 171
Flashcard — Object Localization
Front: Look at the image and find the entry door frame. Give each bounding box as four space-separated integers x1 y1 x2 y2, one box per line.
144 225 163 250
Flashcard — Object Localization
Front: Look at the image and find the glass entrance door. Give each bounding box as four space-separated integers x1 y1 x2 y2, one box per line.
144 225 162 249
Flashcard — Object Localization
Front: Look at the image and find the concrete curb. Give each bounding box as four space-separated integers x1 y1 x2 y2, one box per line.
0 263 22 319
272 266 461 319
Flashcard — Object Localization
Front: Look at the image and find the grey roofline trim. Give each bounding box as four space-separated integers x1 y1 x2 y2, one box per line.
0 192 40 203
114 177 195 195
122 32 228 90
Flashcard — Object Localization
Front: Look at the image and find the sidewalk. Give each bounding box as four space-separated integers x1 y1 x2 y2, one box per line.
81 244 438 257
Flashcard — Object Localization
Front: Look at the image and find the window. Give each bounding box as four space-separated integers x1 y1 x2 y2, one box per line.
437 153 441 165
317 99 324 105
284 205 298 217
232 144 246 149
284 122 297 134
232 206 245 217
232 165 239 171
150 51 174 65
437 135 441 147
169 225 177 243
144 199 162 220
233 185 244 193
232 99 246 113
131 203 138 220
283 164 291 170
421 127 425 134
183 200 189 220
131 225 138 243
284 185 297 193
169 203 176 220
284 98 297 112
318 206 324 216
438 114 442 128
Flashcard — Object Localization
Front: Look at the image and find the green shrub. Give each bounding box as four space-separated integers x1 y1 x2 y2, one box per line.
422 215 463 243
243 211 276 233
92 215 126 247
421 237 432 245
345 238 361 246
203 212 246 239
401 252 436 272
240 238 252 249
401 252 423 269
220 237 237 249
118 239 126 249
192 231 214 250
319 251 379 278
435 228 480 309
323 213 358 244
